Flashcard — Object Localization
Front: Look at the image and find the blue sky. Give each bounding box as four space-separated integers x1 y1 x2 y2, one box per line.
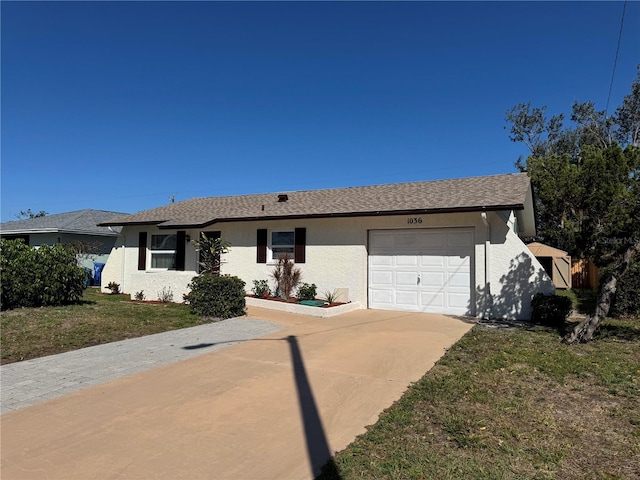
2 1 638 222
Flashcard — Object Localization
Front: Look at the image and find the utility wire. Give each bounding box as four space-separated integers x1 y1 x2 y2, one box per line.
605 0 627 117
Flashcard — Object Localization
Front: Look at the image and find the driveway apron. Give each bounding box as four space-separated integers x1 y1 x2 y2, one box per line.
1 307 474 480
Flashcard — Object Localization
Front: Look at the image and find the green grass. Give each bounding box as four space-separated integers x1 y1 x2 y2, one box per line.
0 288 213 364
318 318 640 480
557 288 599 315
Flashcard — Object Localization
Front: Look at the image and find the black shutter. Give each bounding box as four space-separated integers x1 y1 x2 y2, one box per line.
138 232 147 270
294 228 306 263
176 231 186 271
257 229 267 263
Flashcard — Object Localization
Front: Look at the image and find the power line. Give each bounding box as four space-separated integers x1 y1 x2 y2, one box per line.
605 0 627 116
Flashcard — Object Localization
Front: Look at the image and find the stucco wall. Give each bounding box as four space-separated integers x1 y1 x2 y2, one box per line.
101 211 552 319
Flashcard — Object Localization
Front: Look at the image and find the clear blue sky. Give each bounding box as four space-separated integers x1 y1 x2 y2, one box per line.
2 1 638 221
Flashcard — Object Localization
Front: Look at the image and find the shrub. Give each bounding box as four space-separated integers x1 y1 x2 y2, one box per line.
531 293 573 328
188 275 246 319
271 254 301 300
134 290 145 301
0 239 86 310
297 283 317 301
107 282 121 294
252 279 270 298
157 287 173 303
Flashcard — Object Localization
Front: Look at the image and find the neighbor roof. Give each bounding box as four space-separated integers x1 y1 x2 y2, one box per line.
1 209 127 236
99 173 532 230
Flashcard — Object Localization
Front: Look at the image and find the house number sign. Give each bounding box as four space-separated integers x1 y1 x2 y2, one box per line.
407 217 423 224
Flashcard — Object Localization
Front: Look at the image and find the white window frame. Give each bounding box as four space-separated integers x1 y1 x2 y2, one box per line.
149 233 177 270
269 230 295 263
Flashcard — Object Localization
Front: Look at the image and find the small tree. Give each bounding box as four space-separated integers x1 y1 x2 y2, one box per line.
270 254 302 300
15 209 47 219
191 233 230 275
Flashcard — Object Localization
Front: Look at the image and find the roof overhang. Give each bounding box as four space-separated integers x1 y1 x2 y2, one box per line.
142 204 526 230
0 228 119 237
514 182 536 237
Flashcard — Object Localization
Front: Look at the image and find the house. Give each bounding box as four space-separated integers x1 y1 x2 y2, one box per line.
98 173 554 320
0 209 127 279
526 242 572 289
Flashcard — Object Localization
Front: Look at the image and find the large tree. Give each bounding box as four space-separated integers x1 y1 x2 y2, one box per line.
506 68 640 343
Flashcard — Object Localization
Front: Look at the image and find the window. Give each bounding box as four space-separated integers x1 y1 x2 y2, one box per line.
150 234 177 269
270 230 295 261
257 228 305 264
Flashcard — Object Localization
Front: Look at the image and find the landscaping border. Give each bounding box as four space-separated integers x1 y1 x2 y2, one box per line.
245 296 362 317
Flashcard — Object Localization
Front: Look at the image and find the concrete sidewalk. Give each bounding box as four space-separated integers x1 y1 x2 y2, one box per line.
1 307 474 480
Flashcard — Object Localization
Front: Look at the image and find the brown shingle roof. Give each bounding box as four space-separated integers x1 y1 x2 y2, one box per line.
99 173 531 229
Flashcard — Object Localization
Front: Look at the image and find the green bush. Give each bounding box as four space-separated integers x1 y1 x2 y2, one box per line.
187 274 246 319
0 239 86 310
252 279 270 298
531 293 573 328
297 283 317 301
609 260 640 318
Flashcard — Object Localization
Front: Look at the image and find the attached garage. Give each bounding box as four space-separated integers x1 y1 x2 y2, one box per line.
368 228 474 315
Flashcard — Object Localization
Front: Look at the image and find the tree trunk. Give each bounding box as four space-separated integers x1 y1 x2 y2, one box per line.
563 240 640 344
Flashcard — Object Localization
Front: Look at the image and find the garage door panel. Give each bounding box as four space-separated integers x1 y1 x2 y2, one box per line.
370 289 393 305
420 272 445 287
396 255 418 267
420 255 445 267
396 271 418 286
421 232 446 248
395 290 419 307
420 292 445 309
448 271 470 287
447 255 470 268
370 271 393 286
370 255 393 267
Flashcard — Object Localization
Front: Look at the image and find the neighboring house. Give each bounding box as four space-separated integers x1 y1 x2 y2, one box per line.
526 242 572 289
99 173 554 320
0 209 126 273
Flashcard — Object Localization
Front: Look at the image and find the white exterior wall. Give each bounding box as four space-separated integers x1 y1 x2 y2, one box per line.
101 211 552 319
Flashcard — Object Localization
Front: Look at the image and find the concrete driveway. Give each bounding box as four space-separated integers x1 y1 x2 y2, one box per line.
1 306 474 480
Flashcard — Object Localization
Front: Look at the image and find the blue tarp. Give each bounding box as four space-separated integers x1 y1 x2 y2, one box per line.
93 262 106 287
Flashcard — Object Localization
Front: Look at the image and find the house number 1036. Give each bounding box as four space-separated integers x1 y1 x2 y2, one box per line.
407 217 423 224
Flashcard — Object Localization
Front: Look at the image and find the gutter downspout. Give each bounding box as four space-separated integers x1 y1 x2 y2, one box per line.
481 212 491 319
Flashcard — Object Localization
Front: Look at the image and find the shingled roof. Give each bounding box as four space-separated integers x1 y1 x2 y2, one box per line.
1 209 127 236
99 173 532 229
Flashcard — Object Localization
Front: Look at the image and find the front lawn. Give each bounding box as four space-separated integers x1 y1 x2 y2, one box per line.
319 317 640 480
0 288 209 364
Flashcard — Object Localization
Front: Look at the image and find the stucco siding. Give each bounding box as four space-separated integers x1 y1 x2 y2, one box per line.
486 211 554 319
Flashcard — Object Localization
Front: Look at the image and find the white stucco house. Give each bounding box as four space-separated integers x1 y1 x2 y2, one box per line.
98 173 554 320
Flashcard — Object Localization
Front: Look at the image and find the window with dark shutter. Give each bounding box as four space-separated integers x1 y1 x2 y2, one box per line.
138 232 147 270
257 229 267 263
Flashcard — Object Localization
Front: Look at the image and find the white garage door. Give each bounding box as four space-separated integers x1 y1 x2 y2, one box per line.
368 228 474 315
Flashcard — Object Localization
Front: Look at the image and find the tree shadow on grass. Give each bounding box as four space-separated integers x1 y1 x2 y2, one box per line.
593 323 640 341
